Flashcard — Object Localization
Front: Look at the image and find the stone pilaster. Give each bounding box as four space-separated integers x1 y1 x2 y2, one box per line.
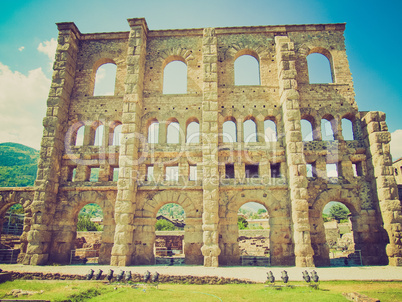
110 18 148 266
201 27 221 267
24 22 80 265
275 36 314 267
362 111 402 266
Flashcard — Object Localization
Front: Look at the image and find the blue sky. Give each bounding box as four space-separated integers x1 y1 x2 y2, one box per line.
1 0 401 158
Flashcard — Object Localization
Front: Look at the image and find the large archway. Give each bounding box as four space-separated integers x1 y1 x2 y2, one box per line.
132 191 203 265
154 203 185 265
219 190 293 266
48 190 115 265
309 188 388 266
0 190 33 264
237 202 270 266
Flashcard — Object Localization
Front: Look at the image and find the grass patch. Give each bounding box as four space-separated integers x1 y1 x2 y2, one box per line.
0 280 400 301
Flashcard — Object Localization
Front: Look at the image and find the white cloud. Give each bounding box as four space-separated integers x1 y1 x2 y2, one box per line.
37 38 57 61
0 63 50 149
391 129 402 161
18 46 25 52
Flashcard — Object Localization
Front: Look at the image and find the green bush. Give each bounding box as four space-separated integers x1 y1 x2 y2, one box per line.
77 215 102 231
155 219 177 231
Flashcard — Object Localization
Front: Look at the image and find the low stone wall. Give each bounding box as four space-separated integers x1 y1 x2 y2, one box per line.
6 271 256 284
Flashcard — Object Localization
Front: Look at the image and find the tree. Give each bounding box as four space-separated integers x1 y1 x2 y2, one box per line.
77 214 102 231
238 216 248 230
155 219 177 231
329 203 349 223
257 208 267 215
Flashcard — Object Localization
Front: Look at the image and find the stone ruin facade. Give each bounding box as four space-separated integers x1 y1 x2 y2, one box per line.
1 18 402 267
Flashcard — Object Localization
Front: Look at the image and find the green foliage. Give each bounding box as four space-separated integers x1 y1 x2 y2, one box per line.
8 204 24 214
155 219 177 231
0 143 39 187
79 204 103 218
322 213 330 222
157 203 185 219
257 208 267 215
329 203 350 223
77 214 102 232
238 216 248 230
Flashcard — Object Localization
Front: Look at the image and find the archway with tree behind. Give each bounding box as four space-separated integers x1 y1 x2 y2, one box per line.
154 203 186 265
237 202 270 266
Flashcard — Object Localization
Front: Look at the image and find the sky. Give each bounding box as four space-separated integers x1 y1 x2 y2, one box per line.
0 0 401 159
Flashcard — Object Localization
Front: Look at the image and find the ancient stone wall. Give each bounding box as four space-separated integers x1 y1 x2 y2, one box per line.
9 19 401 267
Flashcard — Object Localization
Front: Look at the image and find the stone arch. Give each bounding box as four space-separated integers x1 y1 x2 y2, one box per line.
297 44 335 84
145 191 199 218
0 190 34 263
91 58 117 95
160 48 195 68
225 43 270 61
49 190 116 265
309 187 371 266
219 189 293 266
133 191 202 265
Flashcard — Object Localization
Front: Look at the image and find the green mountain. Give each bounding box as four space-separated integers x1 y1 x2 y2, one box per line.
0 142 39 187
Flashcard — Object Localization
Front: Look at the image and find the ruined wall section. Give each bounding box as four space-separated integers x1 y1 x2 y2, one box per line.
24 23 80 265
362 112 402 265
111 18 148 266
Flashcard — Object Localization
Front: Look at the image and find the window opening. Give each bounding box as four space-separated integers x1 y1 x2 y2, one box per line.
307 53 333 84
326 164 338 177
235 55 260 85
146 166 154 181
94 63 117 96
167 122 180 144
342 118 354 140
225 164 235 179
186 121 200 143
243 119 257 143
163 60 187 94
245 164 259 178
189 165 197 181
166 165 179 181
223 120 237 143
271 163 281 178
321 119 334 141
264 120 277 142
148 122 159 144
301 119 313 141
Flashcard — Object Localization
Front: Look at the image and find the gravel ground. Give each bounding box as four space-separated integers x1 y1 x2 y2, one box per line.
1 264 401 283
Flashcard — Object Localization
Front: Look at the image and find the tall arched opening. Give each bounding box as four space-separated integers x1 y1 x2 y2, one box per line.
310 199 361 267
154 203 186 265
237 202 270 266
71 203 105 264
132 191 203 266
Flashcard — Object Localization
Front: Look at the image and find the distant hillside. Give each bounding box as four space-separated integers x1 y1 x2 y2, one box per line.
0 143 39 187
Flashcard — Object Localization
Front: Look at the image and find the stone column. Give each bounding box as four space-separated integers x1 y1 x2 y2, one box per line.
275 36 314 267
201 27 221 267
24 22 80 265
362 111 402 266
110 18 148 266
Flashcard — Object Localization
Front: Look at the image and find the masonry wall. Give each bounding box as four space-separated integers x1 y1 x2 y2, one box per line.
17 18 402 267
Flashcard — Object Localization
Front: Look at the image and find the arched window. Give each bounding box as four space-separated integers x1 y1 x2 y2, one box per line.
94 125 104 146
167 121 180 144
307 53 333 84
223 120 237 143
75 125 85 146
112 124 122 146
342 118 354 140
94 63 117 96
301 119 314 141
243 119 257 143
321 118 335 141
235 54 260 85
148 121 159 144
186 121 200 143
264 119 277 142
163 60 187 94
